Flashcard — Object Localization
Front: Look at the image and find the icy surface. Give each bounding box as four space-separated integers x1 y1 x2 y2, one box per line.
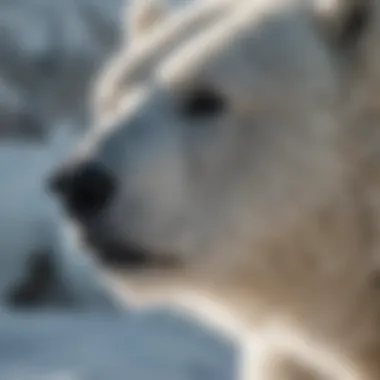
0 311 236 380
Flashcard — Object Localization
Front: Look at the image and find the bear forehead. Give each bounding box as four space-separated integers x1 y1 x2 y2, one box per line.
93 0 231 111
157 4 331 91
94 0 338 125
109 2 333 99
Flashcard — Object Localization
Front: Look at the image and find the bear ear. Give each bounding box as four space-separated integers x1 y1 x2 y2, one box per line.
128 0 168 40
315 0 373 50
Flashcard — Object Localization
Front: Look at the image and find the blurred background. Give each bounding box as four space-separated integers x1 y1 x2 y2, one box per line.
0 0 235 379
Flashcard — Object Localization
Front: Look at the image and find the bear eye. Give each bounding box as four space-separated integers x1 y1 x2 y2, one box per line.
181 88 226 119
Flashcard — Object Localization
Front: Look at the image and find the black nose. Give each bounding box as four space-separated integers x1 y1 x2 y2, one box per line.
48 161 115 218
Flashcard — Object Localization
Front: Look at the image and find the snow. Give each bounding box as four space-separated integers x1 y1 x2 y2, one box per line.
0 310 236 380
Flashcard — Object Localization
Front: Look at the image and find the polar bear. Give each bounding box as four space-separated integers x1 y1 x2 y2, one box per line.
50 0 380 378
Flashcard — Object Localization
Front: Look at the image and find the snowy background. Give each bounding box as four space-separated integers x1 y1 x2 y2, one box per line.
0 311 236 380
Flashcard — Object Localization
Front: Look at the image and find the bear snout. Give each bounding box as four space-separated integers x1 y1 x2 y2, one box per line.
48 160 116 220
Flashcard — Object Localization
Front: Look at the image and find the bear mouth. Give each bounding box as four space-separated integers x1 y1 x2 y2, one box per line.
83 233 180 270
